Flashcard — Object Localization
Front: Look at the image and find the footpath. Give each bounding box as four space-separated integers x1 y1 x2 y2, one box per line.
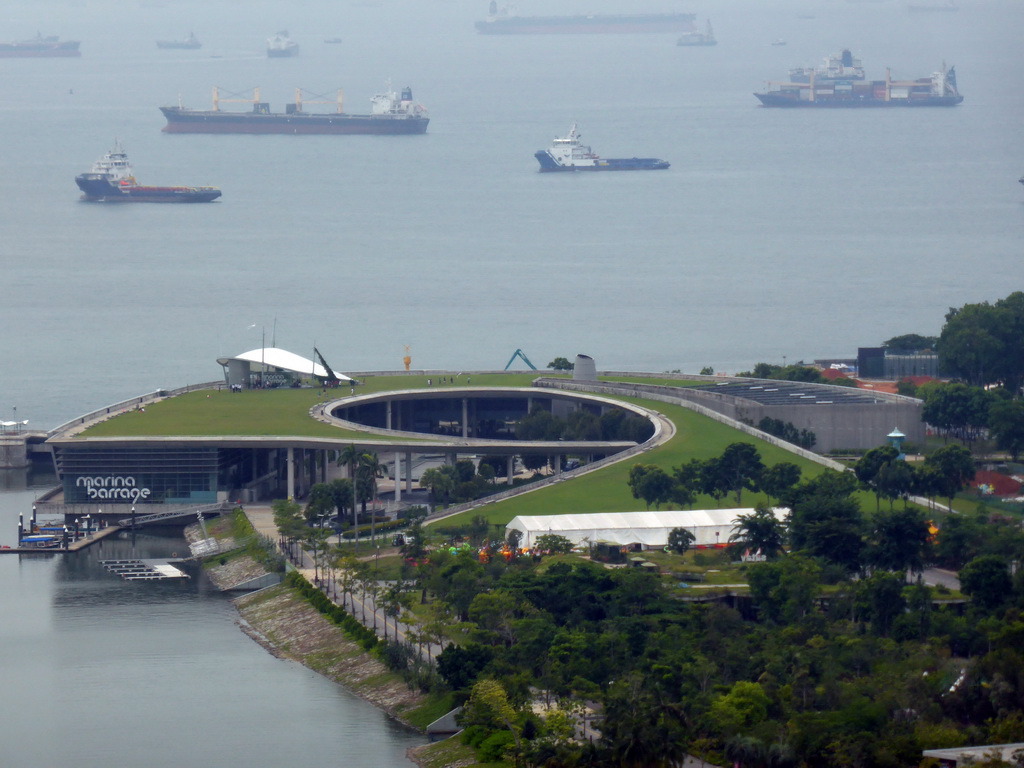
243 505 446 662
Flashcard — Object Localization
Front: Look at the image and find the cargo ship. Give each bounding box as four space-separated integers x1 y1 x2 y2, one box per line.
75 144 221 203
157 33 201 50
677 19 716 46
755 53 962 107
267 31 298 57
160 83 429 135
535 125 669 172
0 34 80 57
476 2 695 34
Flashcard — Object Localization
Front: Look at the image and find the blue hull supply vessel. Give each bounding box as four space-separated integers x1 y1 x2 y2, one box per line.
76 144 221 202
535 125 669 172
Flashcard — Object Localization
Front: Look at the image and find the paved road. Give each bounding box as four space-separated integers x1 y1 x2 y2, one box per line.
922 567 961 591
245 506 444 663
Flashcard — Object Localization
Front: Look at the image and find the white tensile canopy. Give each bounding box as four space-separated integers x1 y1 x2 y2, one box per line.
216 347 352 382
505 508 788 550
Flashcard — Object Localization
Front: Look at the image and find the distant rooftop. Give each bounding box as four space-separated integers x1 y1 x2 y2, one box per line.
691 379 886 406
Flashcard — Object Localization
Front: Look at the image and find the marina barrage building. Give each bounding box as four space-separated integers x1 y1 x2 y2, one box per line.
32 350 925 526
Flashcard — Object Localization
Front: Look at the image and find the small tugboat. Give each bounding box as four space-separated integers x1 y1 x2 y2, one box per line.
677 19 716 46
75 143 222 202
534 125 669 172
267 30 298 57
157 32 201 50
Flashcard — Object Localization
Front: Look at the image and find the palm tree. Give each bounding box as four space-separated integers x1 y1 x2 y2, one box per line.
360 451 385 546
729 503 787 560
338 444 364 548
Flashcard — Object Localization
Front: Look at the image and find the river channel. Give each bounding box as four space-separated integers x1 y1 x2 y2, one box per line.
0 476 424 768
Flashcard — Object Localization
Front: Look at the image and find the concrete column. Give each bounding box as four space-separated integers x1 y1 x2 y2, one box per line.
287 447 295 500
394 451 402 502
406 452 413 493
462 398 469 439
321 450 328 483
554 453 561 476
507 455 514 484
386 400 392 431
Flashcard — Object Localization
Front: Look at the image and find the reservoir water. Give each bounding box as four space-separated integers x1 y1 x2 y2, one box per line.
1 0 1022 762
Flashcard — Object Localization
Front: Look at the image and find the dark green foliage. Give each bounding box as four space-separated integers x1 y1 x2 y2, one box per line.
920 381 993 444
729 503 787 559
718 442 765 504
924 444 976 509
758 417 817 450
437 643 494 691
960 555 1012 612
739 362 827 384
883 333 938 352
667 527 696 555
547 356 575 371
989 397 1024 460
937 291 1024 392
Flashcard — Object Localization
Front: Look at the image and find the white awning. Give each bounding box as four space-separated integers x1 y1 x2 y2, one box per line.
216 348 352 381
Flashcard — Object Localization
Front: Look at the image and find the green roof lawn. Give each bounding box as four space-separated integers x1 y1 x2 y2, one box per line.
78 371 864 524
78 373 568 439
449 397 831 525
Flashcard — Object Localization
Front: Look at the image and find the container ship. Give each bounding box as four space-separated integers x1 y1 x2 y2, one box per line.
75 144 221 203
476 2 695 34
535 125 669 172
160 83 429 135
0 34 80 57
755 51 962 107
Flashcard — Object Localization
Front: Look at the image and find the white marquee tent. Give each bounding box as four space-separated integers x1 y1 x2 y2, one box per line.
505 508 788 550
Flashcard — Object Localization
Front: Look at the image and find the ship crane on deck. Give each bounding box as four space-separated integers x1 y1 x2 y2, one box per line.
212 86 262 112
294 88 345 113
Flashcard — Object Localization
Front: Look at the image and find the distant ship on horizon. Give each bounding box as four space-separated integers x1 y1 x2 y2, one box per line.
160 83 429 135
0 34 80 57
755 51 963 107
267 31 298 57
677 19 716 46
157 32 201 50
535 125 670 172
476 1 695 34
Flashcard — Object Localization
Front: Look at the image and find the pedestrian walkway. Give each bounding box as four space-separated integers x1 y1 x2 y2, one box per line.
243 506 445 663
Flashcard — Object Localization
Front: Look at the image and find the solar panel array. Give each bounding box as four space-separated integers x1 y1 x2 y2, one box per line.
690 380 883 406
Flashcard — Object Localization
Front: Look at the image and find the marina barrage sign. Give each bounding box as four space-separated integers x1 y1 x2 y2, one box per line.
75 476 152 502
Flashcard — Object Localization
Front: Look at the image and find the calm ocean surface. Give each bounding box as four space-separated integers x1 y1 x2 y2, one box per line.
0 0 1022 763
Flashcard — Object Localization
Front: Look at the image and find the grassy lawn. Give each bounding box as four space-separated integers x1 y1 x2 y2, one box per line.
78 372 567 439
446 398 831 526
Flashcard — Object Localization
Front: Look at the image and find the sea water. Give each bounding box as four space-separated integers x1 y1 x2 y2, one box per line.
1 0 1022 763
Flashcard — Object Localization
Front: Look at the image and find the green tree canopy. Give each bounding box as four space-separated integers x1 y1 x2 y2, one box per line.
883 333 939 352
937 291 1024 391
960 555 1012 612
729 503 787 560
